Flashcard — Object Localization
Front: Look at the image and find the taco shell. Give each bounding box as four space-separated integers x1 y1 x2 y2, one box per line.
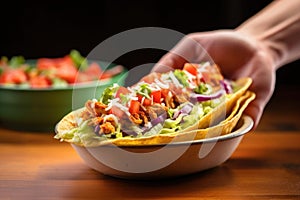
55 77 255 147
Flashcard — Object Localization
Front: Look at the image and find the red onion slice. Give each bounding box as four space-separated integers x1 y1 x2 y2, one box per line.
220 79 233 94
151 112 168 126
190 89 225 103
173 103 193 119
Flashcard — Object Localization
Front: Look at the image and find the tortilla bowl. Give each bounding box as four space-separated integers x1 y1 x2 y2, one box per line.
55 86 255 179
70 114 253 179
55 77 255 146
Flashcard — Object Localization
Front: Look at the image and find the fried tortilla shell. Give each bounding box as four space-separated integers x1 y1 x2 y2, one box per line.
180 77 252 131
99 90 255 146
55 77 254 147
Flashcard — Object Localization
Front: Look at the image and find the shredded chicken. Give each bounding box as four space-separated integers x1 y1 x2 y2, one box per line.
85 100 108 117
88 117 103 126
100 122 115 134
94 101 109 116
104 115 118 127
130 113 143 125
146 104 167 120
129 111 149 125
164 93 177 109
174 94 188 105
139 111 149 124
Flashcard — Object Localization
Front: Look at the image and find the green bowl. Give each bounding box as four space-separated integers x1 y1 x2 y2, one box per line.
0 61 127 132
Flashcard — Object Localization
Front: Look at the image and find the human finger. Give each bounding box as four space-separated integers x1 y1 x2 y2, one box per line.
152 34 209 73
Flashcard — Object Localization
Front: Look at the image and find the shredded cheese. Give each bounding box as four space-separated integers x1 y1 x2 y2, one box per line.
105 98 120 111
103 114 119 124
154 79 169 89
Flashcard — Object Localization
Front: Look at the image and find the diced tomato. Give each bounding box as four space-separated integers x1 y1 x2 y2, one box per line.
183 63 198 76
54 56 77 83
151 90 161 103
136 91 161 106
99 72 112 80
55 64 78 83
137 94 151 106
115 86 130 98
100 65 123 80
29 76 51 88
161 89 170 99
56 56 74 68
37 56 73 70
0 69 27 84
37 55 77 83
36 58 56 70
129 100 140 114
143 98 152 106
84 62 102 79
1 52 122 87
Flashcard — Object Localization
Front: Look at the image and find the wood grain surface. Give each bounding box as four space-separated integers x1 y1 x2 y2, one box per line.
1 85 300 200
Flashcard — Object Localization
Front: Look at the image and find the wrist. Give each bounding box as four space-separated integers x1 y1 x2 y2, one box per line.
235 28 279 71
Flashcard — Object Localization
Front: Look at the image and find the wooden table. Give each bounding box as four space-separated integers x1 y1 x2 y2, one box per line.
1 85 300 200
1 128 299 200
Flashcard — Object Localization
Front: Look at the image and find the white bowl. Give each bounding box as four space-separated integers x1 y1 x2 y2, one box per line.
71 115 253 179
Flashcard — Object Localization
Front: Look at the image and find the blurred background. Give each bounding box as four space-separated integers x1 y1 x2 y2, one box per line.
1 0 299 86
1 0 300 132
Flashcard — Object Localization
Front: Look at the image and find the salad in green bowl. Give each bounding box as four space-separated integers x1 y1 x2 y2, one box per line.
0 50 127 132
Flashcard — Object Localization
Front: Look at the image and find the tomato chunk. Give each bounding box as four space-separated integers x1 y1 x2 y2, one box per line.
29 76 51 88
151 90 161 103
129 100 140 114
183 63 198 76
137 94 152 106
84 62 102 79
115 86 130 98
0 69 27 84
36 58 56 70
161 89 170 99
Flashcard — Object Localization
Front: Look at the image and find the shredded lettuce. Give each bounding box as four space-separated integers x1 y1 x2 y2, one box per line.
194 82 209 94
180 104 204 129
8 56 25 68
173 69 189 87
143 123 163 137
136 83 151 98
52 78 68 87
159 127 179 134
55 120 124 146
69 49 88 70
156 114 184 134
163 114 183 129
99 84 119 104
55 120 95 145
167 108 175 118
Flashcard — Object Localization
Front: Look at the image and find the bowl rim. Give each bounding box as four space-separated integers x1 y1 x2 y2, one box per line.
167 115 253 146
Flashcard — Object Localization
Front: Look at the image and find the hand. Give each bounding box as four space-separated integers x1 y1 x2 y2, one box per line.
151 30 276 129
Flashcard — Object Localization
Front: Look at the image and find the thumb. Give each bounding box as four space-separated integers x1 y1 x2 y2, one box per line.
152 33 208 73
243 100 264 130
151 52 186 73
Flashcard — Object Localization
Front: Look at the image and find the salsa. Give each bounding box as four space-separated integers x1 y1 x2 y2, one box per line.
0 50 123 88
